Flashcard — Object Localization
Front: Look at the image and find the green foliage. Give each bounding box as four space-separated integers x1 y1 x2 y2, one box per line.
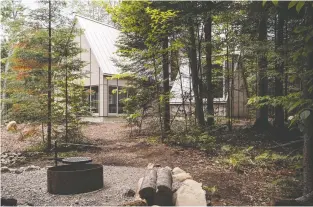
203 185 218 195
26 142 47 152
169 125 216 151
2 1 90 146
146 136 160 144
223 146 302 170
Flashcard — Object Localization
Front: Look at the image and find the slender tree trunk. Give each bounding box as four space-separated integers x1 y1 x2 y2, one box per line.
189 23 205 128
302 6 313 196
162 37 170 136
47 0 52 150
254 3 269 129
204 15 214 126
274 7 285 129
1 48 13 118
154 57 164 141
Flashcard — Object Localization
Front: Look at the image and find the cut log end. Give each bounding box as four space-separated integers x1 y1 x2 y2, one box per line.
139 169 157 205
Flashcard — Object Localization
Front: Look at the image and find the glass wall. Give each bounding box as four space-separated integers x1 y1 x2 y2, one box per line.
109 86 126 114
109 86 117 113
85 86 99 113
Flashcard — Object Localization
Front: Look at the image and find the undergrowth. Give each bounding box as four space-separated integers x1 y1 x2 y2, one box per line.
219 144 302 171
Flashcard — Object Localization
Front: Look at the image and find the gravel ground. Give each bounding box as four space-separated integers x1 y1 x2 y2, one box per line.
1 165 145 206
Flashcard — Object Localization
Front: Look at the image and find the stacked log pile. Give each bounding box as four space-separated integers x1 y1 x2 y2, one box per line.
120 164 208 206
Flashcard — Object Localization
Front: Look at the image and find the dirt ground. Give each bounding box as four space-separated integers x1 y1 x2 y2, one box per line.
1 122 299 206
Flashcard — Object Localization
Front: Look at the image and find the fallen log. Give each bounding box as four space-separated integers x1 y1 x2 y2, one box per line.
139 169 157 205
267 139 303 149
156 167 172 193
275 191 313 206
155 167 173 206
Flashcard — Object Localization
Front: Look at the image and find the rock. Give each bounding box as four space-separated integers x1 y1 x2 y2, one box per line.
173 172 192 182
1 166 10 173
75 200 79 204
14 168 23 174
154 164 161 167
6 121 17 131
24 165 40 171
147 163 154 169
9 168 16 173
172 167 186 175
123 188 136 197
173 179 207 206
120 199 147 206
165 166 172 171
172 181 183 193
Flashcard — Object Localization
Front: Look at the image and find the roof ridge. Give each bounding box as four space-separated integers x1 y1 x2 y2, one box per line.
75 14 119 31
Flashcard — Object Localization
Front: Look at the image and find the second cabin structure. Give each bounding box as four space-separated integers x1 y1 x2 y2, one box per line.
76 15 249 119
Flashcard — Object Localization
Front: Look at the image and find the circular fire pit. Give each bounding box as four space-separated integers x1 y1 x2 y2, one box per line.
47 164 103 195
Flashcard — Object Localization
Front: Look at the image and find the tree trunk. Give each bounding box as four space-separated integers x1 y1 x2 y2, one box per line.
1 48 13 118
189 22 205 128
204 15 214 127
47 0 52 150
254 3 269 129
302 110 313 195
302 6 313 196
274 6 285 129
162 37 170 136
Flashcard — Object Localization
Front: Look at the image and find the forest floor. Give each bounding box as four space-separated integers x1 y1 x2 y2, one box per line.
1 121 303 206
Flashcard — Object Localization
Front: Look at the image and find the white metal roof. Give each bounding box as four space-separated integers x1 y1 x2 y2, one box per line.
76 15 121 75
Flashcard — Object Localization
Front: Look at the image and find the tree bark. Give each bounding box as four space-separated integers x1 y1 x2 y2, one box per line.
204 14 214 127
302 6 313 196
189 22 205 128
47 0 52 150
155 168 173 206
274 5 285 129
254 3 269 129
162 37 170 137
1 48 13 118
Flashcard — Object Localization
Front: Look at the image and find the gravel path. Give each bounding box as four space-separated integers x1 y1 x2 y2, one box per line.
1 165 145 206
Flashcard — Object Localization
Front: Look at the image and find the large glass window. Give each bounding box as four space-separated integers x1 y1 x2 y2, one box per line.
109 86 127 114
109 86 117 113
85 86 99 113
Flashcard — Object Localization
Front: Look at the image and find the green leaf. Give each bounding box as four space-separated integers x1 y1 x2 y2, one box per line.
262 0 267 7
272 0 278 6
288 1 297 9
296 1 305 12
300 110 311 120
